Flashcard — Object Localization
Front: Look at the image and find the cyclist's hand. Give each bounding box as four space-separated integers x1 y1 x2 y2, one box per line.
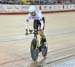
25 29 28 35
29 29 33 34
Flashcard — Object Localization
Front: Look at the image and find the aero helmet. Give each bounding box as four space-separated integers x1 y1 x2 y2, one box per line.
28 5 36 13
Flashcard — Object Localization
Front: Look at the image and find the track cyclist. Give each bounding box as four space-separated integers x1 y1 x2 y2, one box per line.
25 5 47 52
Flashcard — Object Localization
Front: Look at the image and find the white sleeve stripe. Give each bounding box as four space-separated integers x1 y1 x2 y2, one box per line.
40 20 44 30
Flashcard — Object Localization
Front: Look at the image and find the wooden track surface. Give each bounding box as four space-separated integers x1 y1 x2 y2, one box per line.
0 12 75 67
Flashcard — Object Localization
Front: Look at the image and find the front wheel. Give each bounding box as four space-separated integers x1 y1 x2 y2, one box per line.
31 39 38 61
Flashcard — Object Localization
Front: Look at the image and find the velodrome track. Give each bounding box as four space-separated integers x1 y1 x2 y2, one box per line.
0 12 75 67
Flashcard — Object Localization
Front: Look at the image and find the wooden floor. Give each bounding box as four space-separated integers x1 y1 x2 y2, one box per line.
0 12 75 67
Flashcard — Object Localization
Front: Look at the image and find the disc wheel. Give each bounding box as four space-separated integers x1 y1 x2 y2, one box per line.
31 39 38 61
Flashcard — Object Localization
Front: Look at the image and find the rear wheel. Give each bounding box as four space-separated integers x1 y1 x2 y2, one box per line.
31 39 38 61
41 42 48 57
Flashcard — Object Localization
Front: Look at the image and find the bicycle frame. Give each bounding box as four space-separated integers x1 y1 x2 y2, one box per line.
29 29 43 48
33 30 43 48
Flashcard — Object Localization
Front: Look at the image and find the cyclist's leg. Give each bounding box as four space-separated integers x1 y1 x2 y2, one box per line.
34 20 44 51
39 17 47 46
34 20 41 48
42 17 45 30
34 20 38 34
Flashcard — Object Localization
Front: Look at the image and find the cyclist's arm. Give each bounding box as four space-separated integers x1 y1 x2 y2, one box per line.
25 14 31 30
25 19 29 30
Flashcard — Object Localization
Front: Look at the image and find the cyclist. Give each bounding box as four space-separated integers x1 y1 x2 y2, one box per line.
25 5 47 51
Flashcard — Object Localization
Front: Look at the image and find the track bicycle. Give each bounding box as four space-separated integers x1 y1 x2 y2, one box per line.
28 29 48 61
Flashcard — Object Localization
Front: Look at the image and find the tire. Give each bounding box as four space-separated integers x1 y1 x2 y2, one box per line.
41 42 48 57
31 39 38 61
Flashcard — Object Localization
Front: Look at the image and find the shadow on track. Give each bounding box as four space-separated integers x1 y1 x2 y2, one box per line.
29 57 46 67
